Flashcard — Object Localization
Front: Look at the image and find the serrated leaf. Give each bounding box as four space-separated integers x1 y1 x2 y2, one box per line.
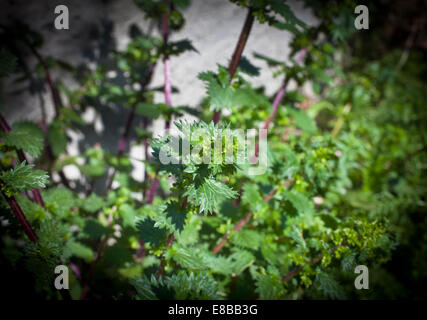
167 246 207 270
136 217 167 247
255 268 285 300
231 229 263 250
2 122 44 157
131 271 217 300
198 251 234 275
198 67 234 111
131 275 170 300
43 187 74 218
184 178 238 215
0 161 49 197
165 200 187 234
16 193 47 222
315 272 346 299
282 189 313 215
168 271 218 299
229 249 255 274
341 251 357 272
241 183 263 212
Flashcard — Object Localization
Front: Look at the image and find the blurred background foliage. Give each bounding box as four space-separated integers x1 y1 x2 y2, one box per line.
0 0 426 300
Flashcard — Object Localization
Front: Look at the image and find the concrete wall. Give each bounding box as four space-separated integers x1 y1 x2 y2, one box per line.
1 0 317 188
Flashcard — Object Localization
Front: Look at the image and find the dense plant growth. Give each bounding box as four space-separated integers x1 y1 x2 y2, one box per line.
0 0 426 300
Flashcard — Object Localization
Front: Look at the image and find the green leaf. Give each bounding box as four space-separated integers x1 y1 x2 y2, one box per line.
315 272 346 300
0 161 49 197
255 267 285 299
47 120 67 157
66 240 94 261
119 203 137 228
198 66 234 111
288 108 317 133
167 246 207 270
136 217 167 247
253 52 285 67
165 201 187 234
197 250 234 275
83 219 109 239
282 189 313 215
232 229 263 250
131 275 163 300
16 194 47 222
165 39 198 56
268 0 306 30
43 187 74 218
229 249 255 274
184 178 238 215
131 271 217 300
2 122 44 157
82 193 105 213
102 246 133 267
135 102 162 119
241 183 263 212
168 271 218 299
341 251 357 272
238 56 260 76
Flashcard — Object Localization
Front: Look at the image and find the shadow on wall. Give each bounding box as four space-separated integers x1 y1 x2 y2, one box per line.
0 0 316 192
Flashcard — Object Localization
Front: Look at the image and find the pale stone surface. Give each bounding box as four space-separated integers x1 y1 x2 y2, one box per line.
1 0 317 186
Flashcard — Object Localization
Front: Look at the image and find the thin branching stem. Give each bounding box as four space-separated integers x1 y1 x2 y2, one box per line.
212 179 294 255
1 190 38 242
281 243 347 283
213 7 254 124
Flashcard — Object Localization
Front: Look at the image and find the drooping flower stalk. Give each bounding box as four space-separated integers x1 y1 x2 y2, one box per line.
213 7 255 124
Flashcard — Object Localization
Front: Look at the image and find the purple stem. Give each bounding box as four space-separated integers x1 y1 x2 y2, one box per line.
1 191 38 242
213 8 254 124
69 262 82 281
295 47 308 65
144 0 170 203
146 178 159 205
117 105 137 156
254 78 289 158
162 0 172 129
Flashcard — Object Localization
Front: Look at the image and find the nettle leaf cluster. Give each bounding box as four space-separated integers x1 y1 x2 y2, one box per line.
0 0 426 300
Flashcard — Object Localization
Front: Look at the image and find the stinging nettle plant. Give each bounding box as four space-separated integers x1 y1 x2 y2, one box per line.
0 0 426 300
